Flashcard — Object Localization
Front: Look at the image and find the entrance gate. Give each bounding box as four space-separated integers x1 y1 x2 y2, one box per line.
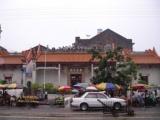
70 74 82 86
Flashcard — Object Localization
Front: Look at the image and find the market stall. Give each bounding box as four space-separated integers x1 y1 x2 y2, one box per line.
17 96 39 107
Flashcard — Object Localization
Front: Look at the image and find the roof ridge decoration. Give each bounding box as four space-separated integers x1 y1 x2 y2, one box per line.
0 45 8 56
21 44 46 63
145 47 159 57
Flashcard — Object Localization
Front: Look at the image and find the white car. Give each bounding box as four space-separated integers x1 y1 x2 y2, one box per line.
70 92 127 111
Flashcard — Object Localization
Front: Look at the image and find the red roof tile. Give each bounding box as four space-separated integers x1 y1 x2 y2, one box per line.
130 49 160 64
0 55 22 65
37 50 160 65
1 48 159 65
37 53 93 63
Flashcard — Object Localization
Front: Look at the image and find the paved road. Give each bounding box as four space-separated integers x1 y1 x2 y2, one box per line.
0 105 160 120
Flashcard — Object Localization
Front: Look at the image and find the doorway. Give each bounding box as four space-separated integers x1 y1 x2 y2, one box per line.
70 74 82 86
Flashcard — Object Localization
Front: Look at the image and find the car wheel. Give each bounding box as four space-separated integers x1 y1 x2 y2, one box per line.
113 102 121 110
80 103 88 111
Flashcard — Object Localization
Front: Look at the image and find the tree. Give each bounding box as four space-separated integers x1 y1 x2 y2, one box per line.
89 47 137 87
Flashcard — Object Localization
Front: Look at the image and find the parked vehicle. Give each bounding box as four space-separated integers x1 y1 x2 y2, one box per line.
70 92 127 111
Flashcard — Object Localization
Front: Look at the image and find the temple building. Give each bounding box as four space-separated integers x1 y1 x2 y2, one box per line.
0 29 160 87
0 46 22 84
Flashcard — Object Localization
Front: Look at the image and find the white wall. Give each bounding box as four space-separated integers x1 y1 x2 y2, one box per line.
36 69 68 86
84 67 92 83
0 68 22 84
35 64 160 86
137 65 160 85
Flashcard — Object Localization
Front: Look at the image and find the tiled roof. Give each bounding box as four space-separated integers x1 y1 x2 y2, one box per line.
130 49 160 64
37 49 160 64
0 47 159 65
0 55 22 65
37 53 93 63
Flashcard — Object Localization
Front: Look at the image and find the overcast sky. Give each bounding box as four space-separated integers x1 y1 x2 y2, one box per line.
0 0 160 54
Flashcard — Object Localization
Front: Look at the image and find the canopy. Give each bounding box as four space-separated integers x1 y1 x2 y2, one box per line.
0 83 22 89
7 83 17 89
0 84 7 89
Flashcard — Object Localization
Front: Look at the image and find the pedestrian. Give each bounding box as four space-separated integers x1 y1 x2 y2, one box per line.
45 91 48 99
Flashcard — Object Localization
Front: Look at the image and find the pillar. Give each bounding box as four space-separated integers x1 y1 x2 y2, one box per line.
91 63 94 78
58 64 61 85
22 64 27 87
32 60 36 83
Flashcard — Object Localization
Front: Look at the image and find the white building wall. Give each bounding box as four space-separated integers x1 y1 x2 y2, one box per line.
84 67 92 83
137 66 160 85
12 69 22 84
60 70 68 85
36 69 68 86
0 68 22 84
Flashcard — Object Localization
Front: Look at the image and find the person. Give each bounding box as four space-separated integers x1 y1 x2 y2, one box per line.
144 90 148 106
10 96 16 107
45 91 48 99
3 91 11 105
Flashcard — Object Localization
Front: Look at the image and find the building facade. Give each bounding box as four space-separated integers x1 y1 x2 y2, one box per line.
0 47 23 85
0 29 160 87
73 29 133 51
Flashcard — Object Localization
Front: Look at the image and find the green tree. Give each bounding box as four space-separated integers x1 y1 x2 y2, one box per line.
32 83 42 91
44 83 58 93
89 47 137 87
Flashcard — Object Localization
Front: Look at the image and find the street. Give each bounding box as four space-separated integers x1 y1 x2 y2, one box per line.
0 105 160 120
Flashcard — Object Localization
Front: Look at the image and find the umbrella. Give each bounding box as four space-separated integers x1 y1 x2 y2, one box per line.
95 82 106 91
73 83 89 89
71 89 79 94
58 85 71 92
106 83 115 90
115 84 123 90
132 83 149 90
86 86 98 91
96 82 121 91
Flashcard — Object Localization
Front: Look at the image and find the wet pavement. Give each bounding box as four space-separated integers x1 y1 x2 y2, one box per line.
0 105 160 120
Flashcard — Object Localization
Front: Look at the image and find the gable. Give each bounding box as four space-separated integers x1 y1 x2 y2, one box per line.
74 29 133 51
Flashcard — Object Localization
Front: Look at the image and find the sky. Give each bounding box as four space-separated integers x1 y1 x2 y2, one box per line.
0 0 160 54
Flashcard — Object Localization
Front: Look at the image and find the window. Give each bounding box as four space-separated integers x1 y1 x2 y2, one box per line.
97 93 107 99
142 76 148 84
85 93 97 98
